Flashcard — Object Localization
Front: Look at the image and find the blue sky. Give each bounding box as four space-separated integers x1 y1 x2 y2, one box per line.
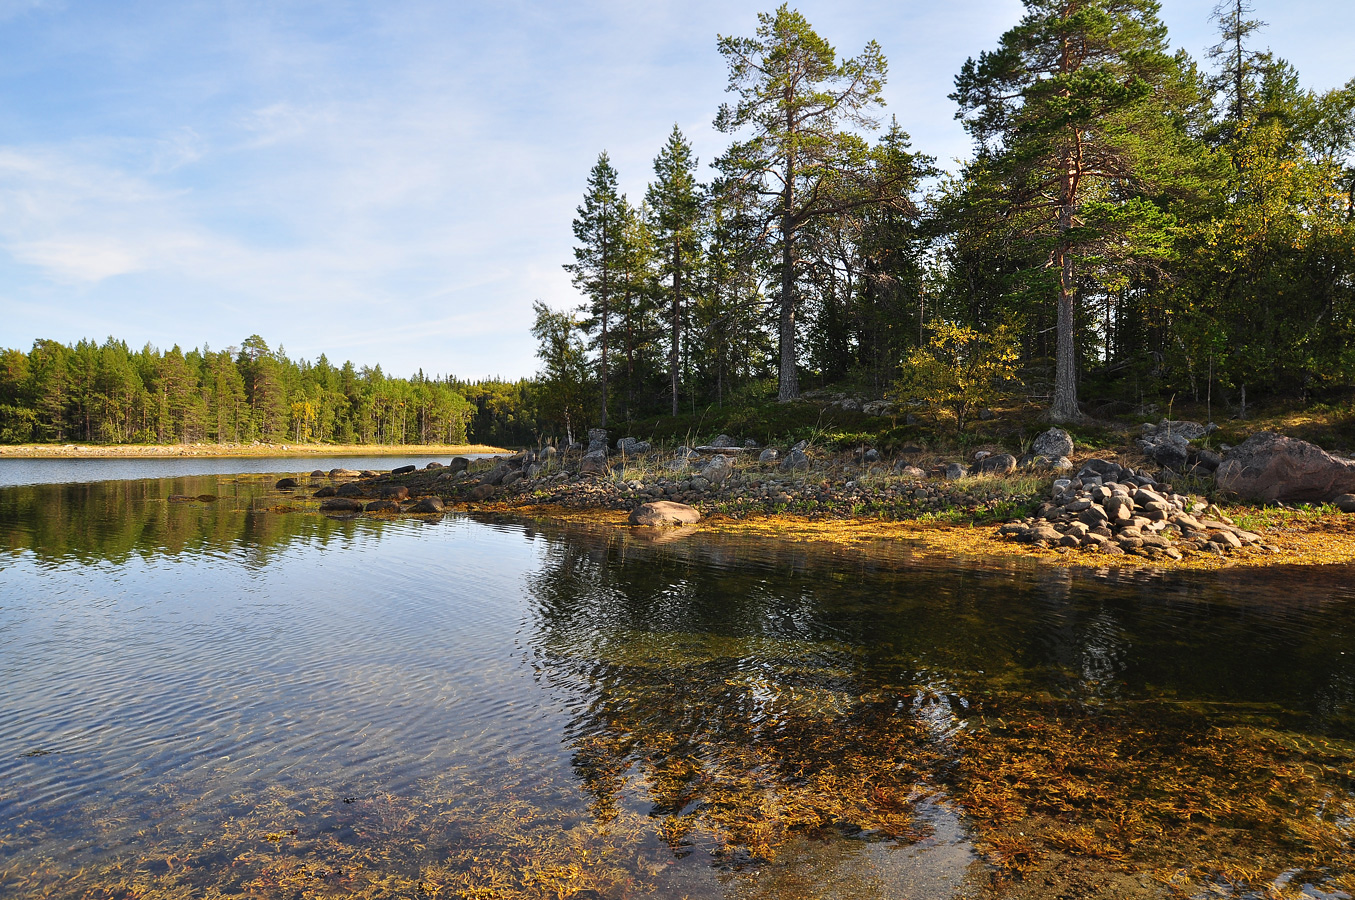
0 0 1349 380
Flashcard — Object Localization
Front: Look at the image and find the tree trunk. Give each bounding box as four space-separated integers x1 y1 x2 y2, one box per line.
1050 228 1080 423
778 107 799 403
1050 144 1080 423
670 237 681 417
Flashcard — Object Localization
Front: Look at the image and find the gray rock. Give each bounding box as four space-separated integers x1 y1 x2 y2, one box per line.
1052 456 1074 472
466 484 495 501
759 448 779 463
319 497 364 512
1155 420 1208 441
587 428 608 446
975 453 1017 476
1031 427 1074 460
375 485 409 500
977 408 996 421
703 455 734 483
864 448 880 463
629 501 701 526
424 461 443 470
275 477 299 489
1337 494 1355 513
1216 431 1355 502
365 499 401 513
449 457 470 473
580 450 609 475
313 485 337 498
790 440 809 453
943 463 966 481
501 471 524 487
330 468 362 478
781 449 810 471
411 497 444 513
391 464 417 475
616 437 640 455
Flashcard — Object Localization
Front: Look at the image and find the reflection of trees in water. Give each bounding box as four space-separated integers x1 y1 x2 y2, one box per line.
521 519 1355 888
526 530 951 862
0 477 369 566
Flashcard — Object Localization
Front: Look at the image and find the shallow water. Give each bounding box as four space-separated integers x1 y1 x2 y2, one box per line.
0 473 1352 898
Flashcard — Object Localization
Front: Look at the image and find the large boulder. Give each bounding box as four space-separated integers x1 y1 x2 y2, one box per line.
1215 432 1355 502
448 456 471 473
1153 420 1209 442
375 485 409 500
1030 428 1074 460
629 501 702 526
702 454 734 483
391 464 417 475
411 497 444 513
319 497 364 512
580 450 609 474
974 453 1017 476
781 449 810 471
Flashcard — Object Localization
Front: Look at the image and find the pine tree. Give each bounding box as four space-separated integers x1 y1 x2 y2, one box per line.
645 125 703 416
952 0 1185 422
565 153 625 428
715 5 887 401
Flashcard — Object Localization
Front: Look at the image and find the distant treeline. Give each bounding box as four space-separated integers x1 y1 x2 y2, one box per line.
0 334 540 447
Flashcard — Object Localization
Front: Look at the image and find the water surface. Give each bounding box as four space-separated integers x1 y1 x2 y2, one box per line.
0 473 1352 899
0 453 492 486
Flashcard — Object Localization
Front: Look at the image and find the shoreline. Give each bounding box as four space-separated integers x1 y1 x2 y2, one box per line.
456 502 1355 572
279 440 1355 572
0 442 510 459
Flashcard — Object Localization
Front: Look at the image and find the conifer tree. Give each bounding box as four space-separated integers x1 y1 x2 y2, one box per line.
645 125 703 416
565 153 625 428
715 5 888 401
952 0 1185 422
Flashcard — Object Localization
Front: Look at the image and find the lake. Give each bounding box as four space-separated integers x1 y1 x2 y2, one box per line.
0 466 1352 899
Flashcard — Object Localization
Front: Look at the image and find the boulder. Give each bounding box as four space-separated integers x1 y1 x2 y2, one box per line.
1154 420 1208 442
864 448 880 463
335 482 365 498
501 470 524 487
781 449 810 471
482 465 510 486
616 437 640 455
943 462 966 481
448 457 471 473
712 434 737 448
319 497 364 512
424 461 443 469
275 477 299 489
330 468 362 477
759 448 779 463
1216 432 1355 502
375 486 409 501
310 470 326 477
977 408 996 421
391 464 417 475
703 455 734 483
1140 433 1189 471
411 497 445 513
313 485 337 498
360 470 378 478
1030 427 1074 460
974 453 1017 476
862 400 894 416
365 499 402 513
580 450 609 475
466 484 496 501
1337 494 1355 513
900 465 927 479
629 500 701 526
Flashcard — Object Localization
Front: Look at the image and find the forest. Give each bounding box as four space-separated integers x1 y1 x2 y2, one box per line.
0 334 539 448
2 1 1352 449
532 0 1355 440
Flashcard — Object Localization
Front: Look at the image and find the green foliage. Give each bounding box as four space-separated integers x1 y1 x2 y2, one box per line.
895 320 1021 432
0 336 476 447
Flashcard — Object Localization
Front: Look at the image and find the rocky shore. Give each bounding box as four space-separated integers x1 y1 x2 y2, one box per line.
271 423 1355 569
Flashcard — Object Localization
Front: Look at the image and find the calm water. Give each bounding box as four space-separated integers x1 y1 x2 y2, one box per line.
0 472 1352 899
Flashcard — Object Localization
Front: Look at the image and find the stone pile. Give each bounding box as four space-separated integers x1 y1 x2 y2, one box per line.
997 459 1275 560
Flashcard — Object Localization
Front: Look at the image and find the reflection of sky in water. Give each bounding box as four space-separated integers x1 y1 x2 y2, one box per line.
0 478 1353 897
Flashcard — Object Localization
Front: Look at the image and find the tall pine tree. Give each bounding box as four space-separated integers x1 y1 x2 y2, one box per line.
565 153 625 428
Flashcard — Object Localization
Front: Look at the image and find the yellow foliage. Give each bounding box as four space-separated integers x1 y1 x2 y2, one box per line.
894 319 1021 431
